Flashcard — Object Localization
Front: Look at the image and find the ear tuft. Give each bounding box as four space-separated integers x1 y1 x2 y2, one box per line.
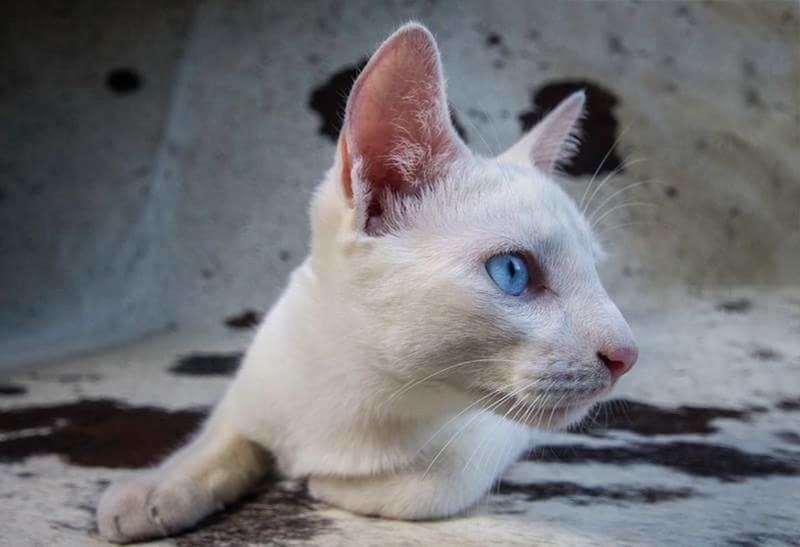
498 90 586 174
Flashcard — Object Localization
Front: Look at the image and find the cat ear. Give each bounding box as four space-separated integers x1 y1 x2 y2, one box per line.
498 90 585 174
338 23 468 234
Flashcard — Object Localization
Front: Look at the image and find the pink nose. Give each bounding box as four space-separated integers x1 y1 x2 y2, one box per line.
598 345 638 379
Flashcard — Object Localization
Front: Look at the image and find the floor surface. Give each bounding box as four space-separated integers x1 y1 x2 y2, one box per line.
1 287 799 545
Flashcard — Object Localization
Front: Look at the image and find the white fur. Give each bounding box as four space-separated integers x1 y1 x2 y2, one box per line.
97 22 636 543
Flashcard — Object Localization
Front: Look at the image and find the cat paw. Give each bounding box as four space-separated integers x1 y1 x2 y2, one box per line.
96 473 217 543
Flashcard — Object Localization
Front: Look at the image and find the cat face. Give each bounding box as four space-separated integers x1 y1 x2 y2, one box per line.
311 23 637 430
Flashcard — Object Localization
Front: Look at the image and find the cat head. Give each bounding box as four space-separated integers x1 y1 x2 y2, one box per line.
310 23 637 430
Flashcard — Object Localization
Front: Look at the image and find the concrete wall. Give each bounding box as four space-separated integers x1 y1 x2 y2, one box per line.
1 1 200 366
2 0 798 368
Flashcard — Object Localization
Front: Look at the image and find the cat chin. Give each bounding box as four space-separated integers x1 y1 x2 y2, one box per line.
468 386 609 431
528 401 597 431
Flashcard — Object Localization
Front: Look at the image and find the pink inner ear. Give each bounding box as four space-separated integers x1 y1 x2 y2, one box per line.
342 25 464 204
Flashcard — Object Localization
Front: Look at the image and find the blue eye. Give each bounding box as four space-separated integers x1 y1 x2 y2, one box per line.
485 254 529 296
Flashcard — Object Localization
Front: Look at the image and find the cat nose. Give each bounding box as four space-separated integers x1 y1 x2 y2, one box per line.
597 345 638 379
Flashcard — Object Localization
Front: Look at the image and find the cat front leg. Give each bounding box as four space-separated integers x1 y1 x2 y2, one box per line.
96 410 270 543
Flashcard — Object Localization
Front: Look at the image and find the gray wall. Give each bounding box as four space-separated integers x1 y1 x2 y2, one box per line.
2 0 798 367
1 1 199 365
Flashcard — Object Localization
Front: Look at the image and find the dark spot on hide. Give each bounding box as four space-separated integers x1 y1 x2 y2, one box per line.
170 353 243 376
775 431 800 445
308 59 468 143
607 35 626 55
52 520 91 533
0 399 205 468
528 441 800 481
175 481 333 546
776 397 800 411
57 373 101 384
518 80 623 177
716 298 752 313
751 347 781 361
486 33 502 47
578 398 755 436
496 480 695 505
106 68 142 95
674 4 692 21
725 532 800 547
743 87 762 108
741 59 756 78
224 309 262 330
308 59 367 142
0 384 27 396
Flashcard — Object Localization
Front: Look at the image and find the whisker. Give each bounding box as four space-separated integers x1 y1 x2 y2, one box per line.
473 392 528 489
582 156 647 217
591 201 657 230
415 379 522 455
532 380 559 428
545 391 569 432
524 393 556 466
381 358 528 409
616 399 632 427
596 220 663 236
579 122 634 212
587 178 662 225
577 403 602 433
463 384 547 473
461 402 508 473
472 98 518 189
443 388 513 472
474 98 506 159
423 386 528 477
490 398 533 495
518 393 541 428
421 380 537 480
452 104 497 157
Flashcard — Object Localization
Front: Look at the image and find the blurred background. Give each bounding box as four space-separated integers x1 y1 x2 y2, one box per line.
2 0 796 368
0 1 798 545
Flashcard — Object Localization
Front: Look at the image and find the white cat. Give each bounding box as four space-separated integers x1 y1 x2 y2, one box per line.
97 22 637 543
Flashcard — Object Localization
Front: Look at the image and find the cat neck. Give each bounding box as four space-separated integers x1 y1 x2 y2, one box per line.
277 258 470 419
231 258 473 477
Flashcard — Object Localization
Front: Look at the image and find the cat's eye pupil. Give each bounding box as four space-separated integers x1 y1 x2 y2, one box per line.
485 253 529 296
